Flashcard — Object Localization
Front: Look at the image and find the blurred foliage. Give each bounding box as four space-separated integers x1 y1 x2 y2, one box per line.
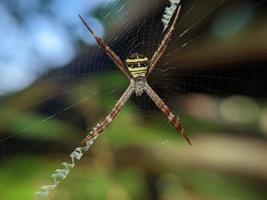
1 73 267 200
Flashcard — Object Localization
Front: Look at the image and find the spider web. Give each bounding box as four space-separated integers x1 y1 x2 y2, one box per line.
0 0 267 199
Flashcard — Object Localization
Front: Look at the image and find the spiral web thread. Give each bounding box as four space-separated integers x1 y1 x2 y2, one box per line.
36 123 101 199
36 1 179 199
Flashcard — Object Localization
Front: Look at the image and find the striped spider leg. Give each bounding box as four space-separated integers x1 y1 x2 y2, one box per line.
79 15 132 80
145 84 191 145
146 5 181 76
81 81 135 144
79 3 191 145
145 5 192 144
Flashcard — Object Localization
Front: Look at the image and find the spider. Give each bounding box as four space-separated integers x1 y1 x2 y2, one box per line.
79 4 191 145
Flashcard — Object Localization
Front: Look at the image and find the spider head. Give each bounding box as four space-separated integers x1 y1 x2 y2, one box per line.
125 52 149 78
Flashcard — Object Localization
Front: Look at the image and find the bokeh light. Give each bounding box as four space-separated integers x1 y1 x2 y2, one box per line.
0 0 113 94
211 2 253 39
220 95 260 124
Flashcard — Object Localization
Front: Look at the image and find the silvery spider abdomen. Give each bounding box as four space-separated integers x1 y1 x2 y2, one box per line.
133 77 147 96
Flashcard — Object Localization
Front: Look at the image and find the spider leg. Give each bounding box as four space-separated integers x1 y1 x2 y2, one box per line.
79 15 132 80
146 5 181 76
81 82 134 144
145 84 192 145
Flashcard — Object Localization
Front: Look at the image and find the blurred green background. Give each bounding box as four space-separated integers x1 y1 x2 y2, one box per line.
0 0 267 200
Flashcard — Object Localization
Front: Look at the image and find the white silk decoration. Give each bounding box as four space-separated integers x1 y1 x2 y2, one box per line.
36 124 101 199
161 0 181 31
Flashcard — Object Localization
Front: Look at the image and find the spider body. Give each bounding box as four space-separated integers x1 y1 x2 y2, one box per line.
125 52 149 96
79 4 192 145
131 77 147 96
125 52 149 78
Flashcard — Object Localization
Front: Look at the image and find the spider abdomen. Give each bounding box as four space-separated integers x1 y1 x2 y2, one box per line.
127 66 147 77
125 52 149 78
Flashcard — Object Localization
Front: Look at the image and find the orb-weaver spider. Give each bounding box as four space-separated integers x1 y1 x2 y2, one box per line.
79 4 191 145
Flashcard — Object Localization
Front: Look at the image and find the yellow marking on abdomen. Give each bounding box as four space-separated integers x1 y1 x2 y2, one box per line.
127 67 147 71
127 66 148 77
126 58 148 63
